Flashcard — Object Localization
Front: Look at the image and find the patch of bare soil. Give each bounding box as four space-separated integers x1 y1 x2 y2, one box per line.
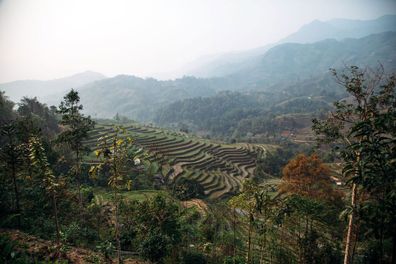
1 229 149 264
181 198 208 214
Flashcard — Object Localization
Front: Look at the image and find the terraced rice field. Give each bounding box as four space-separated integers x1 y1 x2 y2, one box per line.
83 124 266 200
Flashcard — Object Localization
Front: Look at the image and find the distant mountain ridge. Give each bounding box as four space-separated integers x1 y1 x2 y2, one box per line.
0 71 105 102
1 15 395 124
282 14 396 43
228 31 396 90
183 15 396 78
62 32 395 121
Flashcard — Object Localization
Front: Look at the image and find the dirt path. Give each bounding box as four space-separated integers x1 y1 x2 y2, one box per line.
181 198 208 214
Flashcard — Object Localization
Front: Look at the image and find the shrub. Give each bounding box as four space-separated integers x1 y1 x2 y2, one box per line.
173 178 205 200
181 250 207 264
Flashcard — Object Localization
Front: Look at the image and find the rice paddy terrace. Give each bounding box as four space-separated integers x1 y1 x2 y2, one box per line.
83 123 268 200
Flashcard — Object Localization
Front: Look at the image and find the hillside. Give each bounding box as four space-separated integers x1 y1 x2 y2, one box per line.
76 76 224 120
228 31 396 90
83 123 272 200
155 91 333 140
45 32 395 122
183 15 396 78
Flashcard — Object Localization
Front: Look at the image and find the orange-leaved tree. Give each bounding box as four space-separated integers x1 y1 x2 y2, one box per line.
279 153 342 203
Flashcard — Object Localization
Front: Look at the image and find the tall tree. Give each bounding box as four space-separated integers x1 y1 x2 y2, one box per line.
313 66 396 263
56 89 94 206
0 123 24 227
90 126 133 264
28 136 62 248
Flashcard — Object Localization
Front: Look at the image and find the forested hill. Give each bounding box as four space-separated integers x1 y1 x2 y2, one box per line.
226 31 396 90
154 91 333 139
64 32 396 121
75 75 234 120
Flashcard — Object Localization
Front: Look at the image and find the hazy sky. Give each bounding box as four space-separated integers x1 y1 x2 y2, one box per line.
0 0 395 83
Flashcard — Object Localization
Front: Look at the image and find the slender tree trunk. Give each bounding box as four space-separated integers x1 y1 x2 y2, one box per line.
53 193 61 244
247 213 253 264
233 208 236 263
344 183 357 264
114 190 122 263
76 148 83 207
259 229 265 264
11 160 21 227
351 223 360 264
392 227 396 264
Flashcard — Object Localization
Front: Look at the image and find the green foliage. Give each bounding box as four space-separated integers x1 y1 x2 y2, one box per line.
17 97 59 137
60 222 81 245
255 147 294 177
139 231 171 262
313 65 396 262
180 250 207 264
0 234 29 264
57 89 94 152
0 91 16 128
119 194 183 262
95 240 115 259
172 178 205 200
155 89 334 141
223 255 245 264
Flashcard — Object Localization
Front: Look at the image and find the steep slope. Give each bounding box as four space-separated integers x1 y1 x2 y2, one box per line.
154 33 396 137
230 32 396 90
0 71 105 102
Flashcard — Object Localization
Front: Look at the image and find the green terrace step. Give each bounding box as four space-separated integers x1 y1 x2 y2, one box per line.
82 123 264 200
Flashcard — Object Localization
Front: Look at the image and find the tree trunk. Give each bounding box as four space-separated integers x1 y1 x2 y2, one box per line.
53 193 61 245
114 191 122 264
344 183 357 264
392 227 396 264
233 208 236 263
247 213 253 264
11 160 21 228
259 229 266 264
76 149 83 207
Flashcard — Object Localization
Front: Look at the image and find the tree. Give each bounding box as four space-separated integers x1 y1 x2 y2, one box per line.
0 123 24 227
90 126 133 263
229 181 278 263
0 91 16 128
277 194 342 264
312 66 396 263
28 136 62 249
172 178 205 200
56 89 94 206
255 147 294 177
134 195 182 263
17 97 59 137
279 153 342 203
